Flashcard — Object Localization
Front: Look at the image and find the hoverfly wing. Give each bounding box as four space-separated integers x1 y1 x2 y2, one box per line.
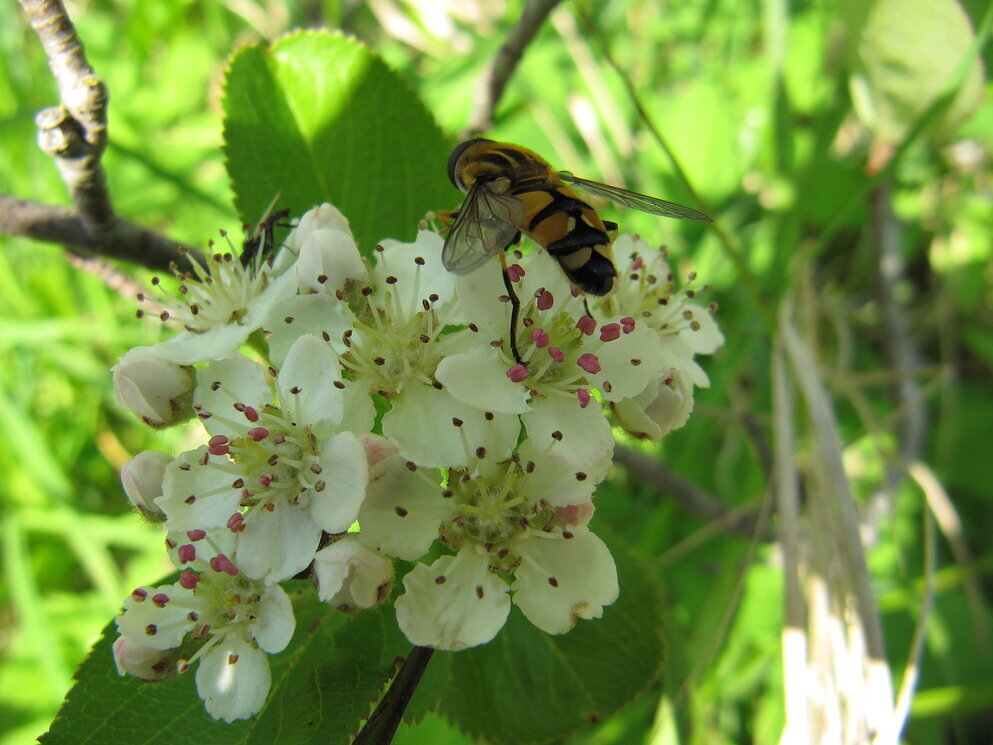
558 171 712 222
442 182 525 275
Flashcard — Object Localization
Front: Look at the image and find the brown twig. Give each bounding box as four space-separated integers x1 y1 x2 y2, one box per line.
466 0 564 134
0 195 192 272
353 646 435 745
613 444 773 541
12 0 196 272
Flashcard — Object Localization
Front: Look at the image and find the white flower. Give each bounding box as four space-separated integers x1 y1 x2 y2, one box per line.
155 345 369 583
444 247 663 466
313 534 394 611
114 530 295 722
120 450 172 521
112 346 196 428
268 230 521 468
379 439 616 649
612 369 696 439
140 230 298 366
289 203 368 294
593 235 723 438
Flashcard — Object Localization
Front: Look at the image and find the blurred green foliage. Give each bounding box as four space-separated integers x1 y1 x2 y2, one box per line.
1 0 991 743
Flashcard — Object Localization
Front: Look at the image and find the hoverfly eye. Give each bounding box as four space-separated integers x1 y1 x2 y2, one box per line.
447 138 489 190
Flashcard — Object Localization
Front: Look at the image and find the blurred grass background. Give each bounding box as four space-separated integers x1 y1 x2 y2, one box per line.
2 1 991 743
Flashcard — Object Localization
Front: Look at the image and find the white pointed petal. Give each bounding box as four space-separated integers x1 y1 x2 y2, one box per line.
250 584 295 654
522 396 613 467
194 357 271 437
313 536 394 610
395 550 510 650
512 530 618 635
157 447 242 531
264 294 355 366
310 431 368 533
277 335 344 427
196 636 271 722
235 503 321 583
358 454 453 560
435 348 530 414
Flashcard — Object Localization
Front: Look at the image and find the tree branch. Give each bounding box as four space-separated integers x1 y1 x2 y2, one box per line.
0 195 193 272
613 444 773 540
12 0 196 272
466 0 564 134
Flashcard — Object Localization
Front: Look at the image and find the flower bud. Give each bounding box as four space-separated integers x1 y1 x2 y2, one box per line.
612 371 694 440
313 536 393 612
112 346 196 428
120 450 172 522
295 228 368 294
285 203 351 250
112 636 181 682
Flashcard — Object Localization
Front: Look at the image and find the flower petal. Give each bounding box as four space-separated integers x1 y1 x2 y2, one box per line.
264 294 355 366
311 431 368 533
522 396 613 467
235 502 322 583
436 347 530 414
196 635 271 722
313 535 394 610
512 529 618 634
157 447 243 532
395 550 510 650
382 384 520 468
358 453 454 560
194 357 272 438
277 335 344 428
250 584 295 654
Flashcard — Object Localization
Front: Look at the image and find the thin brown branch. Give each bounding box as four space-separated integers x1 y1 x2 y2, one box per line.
0 195 195 272
613 444 773 540
466 0 564 135
353 646 434 745
11 0 194 272
21 0 112 230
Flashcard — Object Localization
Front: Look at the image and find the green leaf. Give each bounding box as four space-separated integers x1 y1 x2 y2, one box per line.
436 529 665 744
840 0 986 141
41 584 410 745
222 31 454 254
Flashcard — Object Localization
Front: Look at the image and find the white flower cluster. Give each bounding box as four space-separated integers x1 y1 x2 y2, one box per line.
111 204 722 721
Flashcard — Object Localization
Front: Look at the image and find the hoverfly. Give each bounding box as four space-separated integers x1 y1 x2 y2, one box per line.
440 138 711 362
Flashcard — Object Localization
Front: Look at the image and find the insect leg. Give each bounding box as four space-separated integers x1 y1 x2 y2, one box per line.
583 297 594 321
498 251 524 365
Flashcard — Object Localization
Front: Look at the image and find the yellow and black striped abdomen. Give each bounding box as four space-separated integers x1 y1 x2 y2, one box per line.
515 181 618 296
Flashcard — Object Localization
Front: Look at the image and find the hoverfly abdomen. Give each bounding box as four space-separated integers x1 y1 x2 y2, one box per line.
441 138 711 360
